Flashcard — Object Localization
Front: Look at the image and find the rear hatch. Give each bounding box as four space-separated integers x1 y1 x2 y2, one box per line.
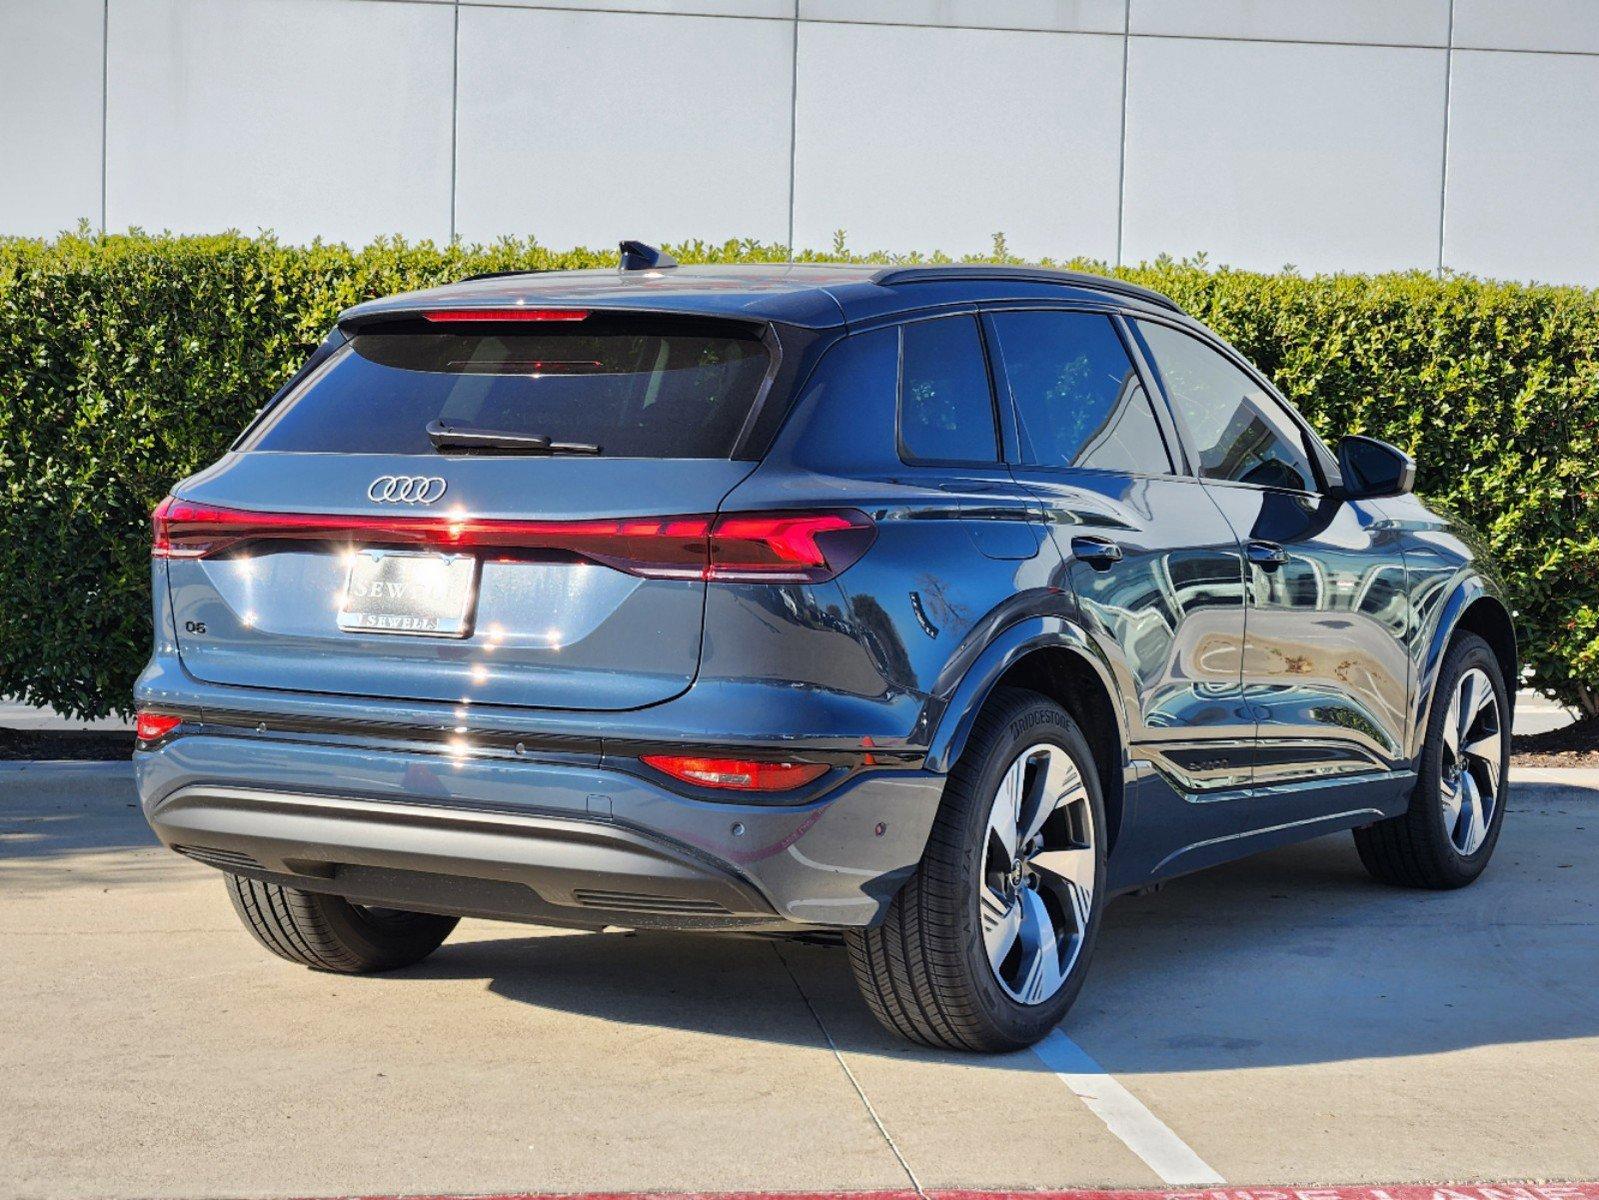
159 309 773 711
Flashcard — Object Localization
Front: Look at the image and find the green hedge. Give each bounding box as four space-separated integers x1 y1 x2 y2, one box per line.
2 230 1596 720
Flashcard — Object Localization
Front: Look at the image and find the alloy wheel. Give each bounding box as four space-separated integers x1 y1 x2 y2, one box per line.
979 743 1096 1005
1440 666 1503 856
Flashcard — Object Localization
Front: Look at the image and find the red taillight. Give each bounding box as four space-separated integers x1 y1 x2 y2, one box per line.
152 498 874 583
422 308 589 323
708 512 874 583
151 496 175 557
134 712 182 744
640 755 829 792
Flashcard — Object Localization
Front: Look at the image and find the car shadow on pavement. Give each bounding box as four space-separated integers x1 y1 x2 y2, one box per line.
399 798 1599 1077
0 766 185 890
9 768 1596 1077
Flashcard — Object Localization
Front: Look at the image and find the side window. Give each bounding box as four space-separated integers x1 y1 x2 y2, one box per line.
898 315 999 464
1134 320 1316 492
987 310 1173 474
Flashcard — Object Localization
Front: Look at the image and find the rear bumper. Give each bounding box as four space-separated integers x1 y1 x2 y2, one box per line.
136 731 944 931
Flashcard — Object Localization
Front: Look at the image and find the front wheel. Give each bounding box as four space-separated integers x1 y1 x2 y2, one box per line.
846 687 1106 1052
225 873 458 973
1354 631 1510 889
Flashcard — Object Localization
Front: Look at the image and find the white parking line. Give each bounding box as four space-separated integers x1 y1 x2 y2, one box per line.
1034 1028 1224 1187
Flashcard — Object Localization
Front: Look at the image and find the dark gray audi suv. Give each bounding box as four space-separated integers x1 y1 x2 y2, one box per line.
135 245 1514 1051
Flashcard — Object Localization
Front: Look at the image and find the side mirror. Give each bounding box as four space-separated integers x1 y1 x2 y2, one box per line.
1336 434 1415 499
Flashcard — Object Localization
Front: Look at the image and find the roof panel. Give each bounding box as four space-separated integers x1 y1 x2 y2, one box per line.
336 261 1180 330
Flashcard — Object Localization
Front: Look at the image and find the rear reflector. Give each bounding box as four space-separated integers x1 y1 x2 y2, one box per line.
134 712 182 745
640 755 829 792
151 498 873 583
422 308 589 323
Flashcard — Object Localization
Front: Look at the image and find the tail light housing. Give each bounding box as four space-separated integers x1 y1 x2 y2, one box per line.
706 513 873 582
151 498 874 584
134 711 183 745
640 755 829 792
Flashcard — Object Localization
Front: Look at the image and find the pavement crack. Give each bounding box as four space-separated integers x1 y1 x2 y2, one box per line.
770 941 925 1197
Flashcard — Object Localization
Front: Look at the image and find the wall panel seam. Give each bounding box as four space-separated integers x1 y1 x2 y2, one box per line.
425 1 793 22
796 21 1436 47
1451 44 1599 58
786 0 797 256
99 0 109 233
1115 0 1129 266
799 18 1120 39
313 0 1599 58
450 0 460 240
1437 0 1455 275
319 0 1599 59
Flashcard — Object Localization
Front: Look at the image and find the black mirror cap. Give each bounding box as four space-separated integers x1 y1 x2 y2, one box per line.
1337 434 1416 499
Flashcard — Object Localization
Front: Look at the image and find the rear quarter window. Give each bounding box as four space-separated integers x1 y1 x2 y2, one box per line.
245 315 771 459
896 315 999 464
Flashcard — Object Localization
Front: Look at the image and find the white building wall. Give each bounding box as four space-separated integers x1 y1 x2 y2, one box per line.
0 0 1594 284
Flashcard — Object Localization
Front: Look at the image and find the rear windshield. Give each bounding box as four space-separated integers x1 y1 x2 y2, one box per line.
245 316 771 458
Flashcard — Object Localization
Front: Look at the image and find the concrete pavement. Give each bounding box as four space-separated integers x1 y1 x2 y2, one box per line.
2 763 1596 1198
1516 690 1583 736
0 699 131 732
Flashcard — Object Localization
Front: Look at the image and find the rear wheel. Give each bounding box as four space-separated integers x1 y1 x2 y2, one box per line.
846 687 1106 1051
1354 631 1509 889
224 873 458 973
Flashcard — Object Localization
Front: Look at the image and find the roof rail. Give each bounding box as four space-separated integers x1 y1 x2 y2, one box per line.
458 267 551 284
870 264 1182 314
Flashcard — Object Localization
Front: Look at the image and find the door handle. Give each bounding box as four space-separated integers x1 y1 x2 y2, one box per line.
1247 540 1289 570
1071 535 1124 569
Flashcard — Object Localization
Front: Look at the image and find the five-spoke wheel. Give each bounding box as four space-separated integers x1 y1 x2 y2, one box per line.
980 743 1096 1006
846 687 1106 1051
1355 631 1510 889
1439 666 1503 856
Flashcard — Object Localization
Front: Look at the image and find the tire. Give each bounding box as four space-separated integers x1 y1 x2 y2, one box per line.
224 873 458 973
1354 631 1510 889
846 687 1107 1052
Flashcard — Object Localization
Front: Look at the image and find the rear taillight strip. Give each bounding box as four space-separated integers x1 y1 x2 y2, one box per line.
150 498 874 584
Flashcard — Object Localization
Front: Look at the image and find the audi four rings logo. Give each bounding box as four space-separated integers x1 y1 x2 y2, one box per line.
367 475 447 504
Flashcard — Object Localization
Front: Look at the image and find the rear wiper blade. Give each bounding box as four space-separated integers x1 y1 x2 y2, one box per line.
426 420 601 455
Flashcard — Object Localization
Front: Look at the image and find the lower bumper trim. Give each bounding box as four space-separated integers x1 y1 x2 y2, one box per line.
152 785 783 931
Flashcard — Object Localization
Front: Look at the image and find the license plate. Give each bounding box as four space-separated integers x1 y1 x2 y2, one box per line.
337 550 478 638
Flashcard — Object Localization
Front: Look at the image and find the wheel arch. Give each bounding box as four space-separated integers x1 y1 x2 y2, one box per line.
1456 595 1517 693
923 618 1130 856
1412 577 1518 756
